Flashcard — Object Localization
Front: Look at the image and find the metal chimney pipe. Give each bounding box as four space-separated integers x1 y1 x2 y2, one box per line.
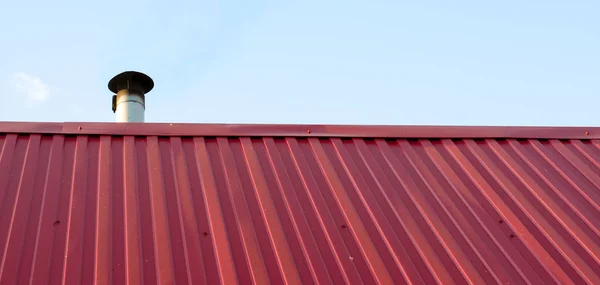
108 71 154 123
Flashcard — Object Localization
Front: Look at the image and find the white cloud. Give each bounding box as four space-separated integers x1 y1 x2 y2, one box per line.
10 72 50 103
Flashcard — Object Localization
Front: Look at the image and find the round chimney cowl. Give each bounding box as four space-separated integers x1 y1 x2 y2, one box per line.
108 71 154 94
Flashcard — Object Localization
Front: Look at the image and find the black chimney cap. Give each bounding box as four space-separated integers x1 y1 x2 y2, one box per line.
108 71 154 94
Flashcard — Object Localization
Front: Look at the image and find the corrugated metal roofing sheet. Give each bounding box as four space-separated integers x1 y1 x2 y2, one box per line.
0 123 600 284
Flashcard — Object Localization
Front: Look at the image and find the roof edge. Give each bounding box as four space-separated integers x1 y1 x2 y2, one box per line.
0 121 598 139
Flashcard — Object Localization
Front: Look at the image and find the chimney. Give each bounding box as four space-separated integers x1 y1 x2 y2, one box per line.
108 71 154 123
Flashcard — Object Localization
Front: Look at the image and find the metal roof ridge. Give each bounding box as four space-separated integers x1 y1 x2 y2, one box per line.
0 121 598 139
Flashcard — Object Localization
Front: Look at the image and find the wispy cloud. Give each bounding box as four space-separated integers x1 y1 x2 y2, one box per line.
68 103 84 116
10 72 50 103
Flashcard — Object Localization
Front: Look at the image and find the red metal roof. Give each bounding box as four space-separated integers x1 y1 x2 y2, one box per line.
1 122 600 284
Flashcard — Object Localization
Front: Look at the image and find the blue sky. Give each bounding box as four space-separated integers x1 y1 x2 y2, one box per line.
0 1 598 126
